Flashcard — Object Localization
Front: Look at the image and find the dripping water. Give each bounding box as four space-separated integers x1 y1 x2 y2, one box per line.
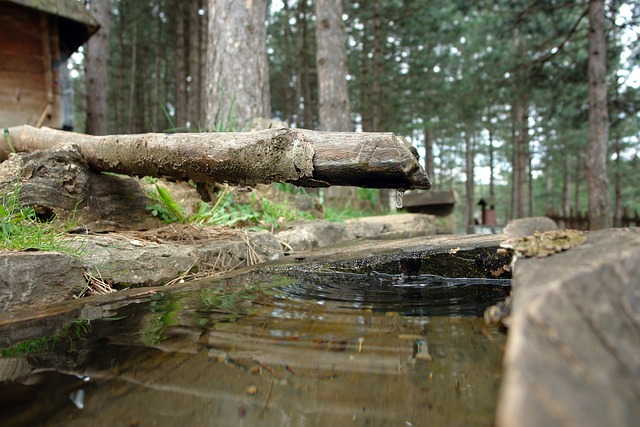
396 190 405 209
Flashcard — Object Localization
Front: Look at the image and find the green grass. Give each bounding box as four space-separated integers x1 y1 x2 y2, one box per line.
0 185 82 255
146 182 317 230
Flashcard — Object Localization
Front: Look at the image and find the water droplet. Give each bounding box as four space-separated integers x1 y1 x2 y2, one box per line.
395 190 404 209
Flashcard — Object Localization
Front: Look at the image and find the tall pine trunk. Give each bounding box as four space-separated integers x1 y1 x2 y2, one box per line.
174 1 187 128
586 0 612 229
424 127 435 187
205 0 270 130
315 0 350 131
316 0 356 209
464 128 475 231
188 0 205 129
85 0 111 135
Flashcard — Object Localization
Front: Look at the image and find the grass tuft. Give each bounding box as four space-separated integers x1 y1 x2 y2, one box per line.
0 185 82 255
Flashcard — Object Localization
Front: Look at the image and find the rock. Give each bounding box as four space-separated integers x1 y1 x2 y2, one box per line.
497 228 640 427
0 252 86 311
74 228 283 288
503 216 558 237
275 214 436 252
0 213 437 311
275 220 347 251
0 144 162 231
344 213 436 240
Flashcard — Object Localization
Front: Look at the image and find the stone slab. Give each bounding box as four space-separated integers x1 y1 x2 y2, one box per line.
274 213 436 252
0 252 86 311
497 228 640 427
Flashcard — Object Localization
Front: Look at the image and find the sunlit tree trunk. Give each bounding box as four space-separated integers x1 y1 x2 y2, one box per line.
586 0 612 230
85 0 111 135
205 0 270 130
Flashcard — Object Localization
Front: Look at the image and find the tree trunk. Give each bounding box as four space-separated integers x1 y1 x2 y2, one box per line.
205 0 270 131
574 148 581 220
614 132 622 227
488 127 495 200
128 21 138 133
516 101 528 219
188 0 205 129
424 127 435 187
85 0 111 135
115 2 126 133
561 151 570 228
545 163 552 214
316 0 351 132
370 7 383 132
528 138 534 216
293 2 305 128
464 129 475 230
315 0 356 209
301 0 314 129
174 1 187 128
586 0 612 230
153 2 162 130
282 0 295 125
2 126 431 191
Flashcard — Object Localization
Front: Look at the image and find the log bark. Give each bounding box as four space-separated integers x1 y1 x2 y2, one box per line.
1 125 431 190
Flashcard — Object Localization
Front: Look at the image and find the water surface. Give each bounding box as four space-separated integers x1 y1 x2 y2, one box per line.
0 270 509 426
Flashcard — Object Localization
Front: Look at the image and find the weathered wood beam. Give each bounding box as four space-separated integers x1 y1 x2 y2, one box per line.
1 125 431 190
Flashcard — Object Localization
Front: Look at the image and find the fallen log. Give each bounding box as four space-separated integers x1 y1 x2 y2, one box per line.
0 125 431 190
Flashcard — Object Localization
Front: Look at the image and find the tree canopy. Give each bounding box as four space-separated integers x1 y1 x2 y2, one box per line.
69 0 640 230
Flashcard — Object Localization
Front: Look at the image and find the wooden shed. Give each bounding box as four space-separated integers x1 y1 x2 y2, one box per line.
0 0 98 129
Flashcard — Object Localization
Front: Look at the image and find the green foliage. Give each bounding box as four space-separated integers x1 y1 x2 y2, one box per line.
213 92 238 132
324 206 375 223
357 188 380 210
273 182 309 196
148 183 187 222
146 183 315 230
0 185 82 255
2 128 16 153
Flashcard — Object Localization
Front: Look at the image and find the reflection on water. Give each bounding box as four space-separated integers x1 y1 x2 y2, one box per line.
0 271 508 427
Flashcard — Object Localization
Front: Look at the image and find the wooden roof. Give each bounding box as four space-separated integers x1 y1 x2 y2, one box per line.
5 0 99 52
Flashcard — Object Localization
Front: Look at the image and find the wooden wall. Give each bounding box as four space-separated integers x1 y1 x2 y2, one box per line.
0 2 62 128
